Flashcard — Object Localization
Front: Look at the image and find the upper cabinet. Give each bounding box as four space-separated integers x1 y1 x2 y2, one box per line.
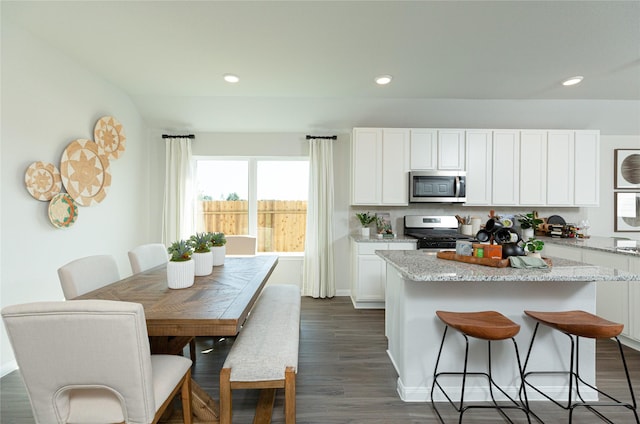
352 128 409 206
410 129 465 171
491 130 520 206
519 130 548 206
574 130 600 206
465 130 492 205
546 130 575 206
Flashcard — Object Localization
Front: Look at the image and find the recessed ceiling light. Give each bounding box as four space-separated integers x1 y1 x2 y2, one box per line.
223 74 239 83
562 76 583 86
375 75 392 85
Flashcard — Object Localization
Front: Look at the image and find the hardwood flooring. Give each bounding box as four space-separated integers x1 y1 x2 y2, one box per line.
1 296 639 423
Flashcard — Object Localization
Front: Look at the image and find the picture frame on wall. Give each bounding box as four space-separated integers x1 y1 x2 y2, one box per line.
614 192 640 232
614 149 640 189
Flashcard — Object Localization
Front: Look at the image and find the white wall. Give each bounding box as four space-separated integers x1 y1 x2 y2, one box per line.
1 21 150 375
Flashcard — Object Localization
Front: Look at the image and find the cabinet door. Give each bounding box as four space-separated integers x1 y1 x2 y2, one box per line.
583 250 630 337
492 130 520 205
547 131 575 206
574 130 600 206
356 254 386 301
410 129 437 170
438 130 465 170
352 128 382 205
628 258 640 342
519 131 547 205
381 128 410 205
465 130 493 205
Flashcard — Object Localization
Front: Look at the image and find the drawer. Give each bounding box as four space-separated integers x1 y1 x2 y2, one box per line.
358 243 388 255
388 242 417 251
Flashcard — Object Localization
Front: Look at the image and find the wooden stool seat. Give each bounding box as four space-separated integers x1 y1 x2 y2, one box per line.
524 310 623 339
436 310 520 340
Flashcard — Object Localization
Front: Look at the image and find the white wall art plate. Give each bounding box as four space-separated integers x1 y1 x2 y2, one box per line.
24 161 62 201
94 116 126 160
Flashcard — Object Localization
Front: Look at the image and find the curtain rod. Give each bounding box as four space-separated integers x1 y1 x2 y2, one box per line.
162 134 195 139
306 135 337 140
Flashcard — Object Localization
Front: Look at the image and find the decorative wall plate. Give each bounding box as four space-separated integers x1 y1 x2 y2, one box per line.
24 161 62 201
94 116 126 160
60 139 111 206
615 149 640 189
48 193 78 228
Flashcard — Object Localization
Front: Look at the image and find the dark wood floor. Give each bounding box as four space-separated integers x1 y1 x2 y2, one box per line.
1 296 639 423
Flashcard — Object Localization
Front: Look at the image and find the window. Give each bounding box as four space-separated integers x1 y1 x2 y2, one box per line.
195 158 309 253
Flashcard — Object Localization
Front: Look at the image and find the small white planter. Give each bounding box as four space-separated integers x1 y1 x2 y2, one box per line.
361 227 370 237
167 260 195 289
522 228 534 242
212 245 226 266
527 251 542 259
193 251 213 276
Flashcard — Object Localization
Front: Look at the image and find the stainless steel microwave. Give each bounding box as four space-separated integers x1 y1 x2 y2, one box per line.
409 171 466 203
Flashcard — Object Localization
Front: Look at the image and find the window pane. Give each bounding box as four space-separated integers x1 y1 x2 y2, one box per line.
257 161 308 252
195 160 249 235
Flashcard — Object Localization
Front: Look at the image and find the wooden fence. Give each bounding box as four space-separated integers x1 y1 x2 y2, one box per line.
197 200 307 252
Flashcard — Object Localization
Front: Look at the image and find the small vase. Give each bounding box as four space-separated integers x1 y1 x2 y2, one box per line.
167 260 195 289
361 227 370 237
212 245 226 266
522 228 534 242
193 251 213 276
527 251 542 259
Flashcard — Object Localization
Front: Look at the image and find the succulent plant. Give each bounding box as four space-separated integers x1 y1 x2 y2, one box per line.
189 232 212 253
355 212 376 227
209 232 227 247
167 240 193 262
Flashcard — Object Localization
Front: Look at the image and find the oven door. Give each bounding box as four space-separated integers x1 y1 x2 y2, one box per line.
409 171 466 203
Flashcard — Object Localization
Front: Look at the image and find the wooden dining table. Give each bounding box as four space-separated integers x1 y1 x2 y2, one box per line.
74 254 279 423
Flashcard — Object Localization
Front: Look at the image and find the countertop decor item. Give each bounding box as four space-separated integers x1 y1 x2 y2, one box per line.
24 161 62 201
209 232 227 266
47 193 78 228
356 211 376 236
615 149 640 189
60 139 111 206
94 116 126 160
167 240 195 289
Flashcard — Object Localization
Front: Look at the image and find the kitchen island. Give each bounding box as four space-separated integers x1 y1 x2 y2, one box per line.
377 249 639 403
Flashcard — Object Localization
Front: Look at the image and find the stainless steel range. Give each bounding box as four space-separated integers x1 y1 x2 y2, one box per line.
404 215 476 250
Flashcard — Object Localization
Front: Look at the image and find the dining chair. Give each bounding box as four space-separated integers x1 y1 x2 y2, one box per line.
225 235 257 255
1 299 192 424
57 254 120 299
128 243 169 274
127 244 197 363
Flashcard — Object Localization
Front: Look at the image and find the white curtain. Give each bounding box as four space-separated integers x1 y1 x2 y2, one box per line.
162 137 194 244
302 138 335 298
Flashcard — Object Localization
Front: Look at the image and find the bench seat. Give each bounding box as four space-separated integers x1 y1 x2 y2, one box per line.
220 284 301 424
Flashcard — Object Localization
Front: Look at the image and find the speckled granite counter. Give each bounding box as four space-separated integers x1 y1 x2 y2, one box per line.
350 234 417 244
376 249 639 282
542 235 639 256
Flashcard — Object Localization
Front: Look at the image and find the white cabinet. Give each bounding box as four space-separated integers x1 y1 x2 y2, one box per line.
410 129 465 171
352 128 409 206
519 131 547 205
574 130 600 206
547 131 575 206
351 240 415 309
410 129 437 170
628 258 640 342
491 130 520 205
465 130 492 205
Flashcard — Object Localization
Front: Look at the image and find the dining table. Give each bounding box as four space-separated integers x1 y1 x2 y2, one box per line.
74 254 279 423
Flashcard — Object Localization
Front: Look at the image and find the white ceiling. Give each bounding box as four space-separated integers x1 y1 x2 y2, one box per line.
3 0 640 133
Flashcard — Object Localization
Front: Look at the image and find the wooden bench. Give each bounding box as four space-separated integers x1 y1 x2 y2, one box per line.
220 284 301 424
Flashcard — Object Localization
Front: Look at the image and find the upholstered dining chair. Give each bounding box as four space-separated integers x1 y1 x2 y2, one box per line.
128 243 169 274
1 299 192 424
127 244 197 363
57 254 120 299
225 235 257 255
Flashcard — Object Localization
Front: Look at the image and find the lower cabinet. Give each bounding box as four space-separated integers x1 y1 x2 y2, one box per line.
351 240 416 309
544 243 640 350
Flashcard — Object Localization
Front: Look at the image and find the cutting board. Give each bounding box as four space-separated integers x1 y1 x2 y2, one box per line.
437 251 510 267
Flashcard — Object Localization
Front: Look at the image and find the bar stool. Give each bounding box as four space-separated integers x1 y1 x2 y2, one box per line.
431 310 531 423
522 310 639 423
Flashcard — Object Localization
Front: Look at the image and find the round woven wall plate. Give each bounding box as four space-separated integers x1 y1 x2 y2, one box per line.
48 193 78 228
24 161 62 201
94 116 126 160
60 139 111 206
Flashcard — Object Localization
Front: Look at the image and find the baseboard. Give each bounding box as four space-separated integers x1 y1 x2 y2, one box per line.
1 360 18 378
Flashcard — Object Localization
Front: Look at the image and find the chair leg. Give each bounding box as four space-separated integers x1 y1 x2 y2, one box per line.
219 368 232 424
285 366 296 424
189 337 197 364
182 369 193 424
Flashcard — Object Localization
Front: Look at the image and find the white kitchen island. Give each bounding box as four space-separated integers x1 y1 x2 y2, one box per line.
377 249 640 403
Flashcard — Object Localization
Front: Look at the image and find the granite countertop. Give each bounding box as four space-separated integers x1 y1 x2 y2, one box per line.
542 235 640 257
351 234 418 243
376 249 640 283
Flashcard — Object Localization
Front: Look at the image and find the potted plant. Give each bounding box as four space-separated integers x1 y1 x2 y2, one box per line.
356 212 376 237
376 215 394 238
189 232 213 276
517 212 544 242
166 240 195 289
522 238 545 258
209 232 227 266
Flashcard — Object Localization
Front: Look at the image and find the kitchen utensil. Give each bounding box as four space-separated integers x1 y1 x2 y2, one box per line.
494 228 521 244
476 229 492 242
501 243 525 259
484 218 503 233
547 215 566 225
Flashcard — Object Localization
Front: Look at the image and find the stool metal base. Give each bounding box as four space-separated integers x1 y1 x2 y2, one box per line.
522 322 639 424
431 325 532 424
